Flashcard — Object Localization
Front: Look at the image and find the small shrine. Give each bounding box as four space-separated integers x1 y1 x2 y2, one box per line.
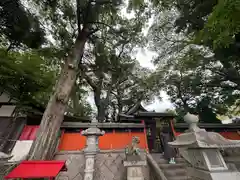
118 102 175 152
169 113 240 180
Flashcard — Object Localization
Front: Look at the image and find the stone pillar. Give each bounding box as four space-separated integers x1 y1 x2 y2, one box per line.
81 119 105 180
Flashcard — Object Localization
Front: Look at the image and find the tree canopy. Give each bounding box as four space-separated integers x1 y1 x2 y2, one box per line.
1 0 239 123
147 0 240 122
1 0 240 159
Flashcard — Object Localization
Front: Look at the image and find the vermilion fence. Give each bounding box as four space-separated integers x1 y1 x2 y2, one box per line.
18 125 149 151
218 132 240 140
58 131 148 151
18 126 39 140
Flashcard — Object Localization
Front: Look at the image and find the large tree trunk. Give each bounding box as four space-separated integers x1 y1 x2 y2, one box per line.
97 101 106 122
28 31 88 160
95 86 112 122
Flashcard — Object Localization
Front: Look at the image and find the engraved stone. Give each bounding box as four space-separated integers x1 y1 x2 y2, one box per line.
86 158 94 167
127 167 144 180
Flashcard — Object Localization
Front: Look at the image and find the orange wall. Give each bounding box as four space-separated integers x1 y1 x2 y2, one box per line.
99 132 148 150
219 132 240 140
58 132 148 151
58 133 86 151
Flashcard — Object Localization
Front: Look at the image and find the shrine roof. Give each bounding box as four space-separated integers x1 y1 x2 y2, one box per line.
174 123 240 130
125 102 148 115
118 112 175 122
124 102 176 118
134 111 176 118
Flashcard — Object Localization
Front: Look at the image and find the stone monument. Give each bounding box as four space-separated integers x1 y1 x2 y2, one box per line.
168 113 240 180
81 119 105 180
124 136 147 180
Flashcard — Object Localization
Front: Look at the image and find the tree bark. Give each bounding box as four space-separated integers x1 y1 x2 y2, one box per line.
27 30 88 160
97 102 106 122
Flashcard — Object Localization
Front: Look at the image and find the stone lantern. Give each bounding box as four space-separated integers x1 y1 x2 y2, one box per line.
168 113 240 180
81 119 105 180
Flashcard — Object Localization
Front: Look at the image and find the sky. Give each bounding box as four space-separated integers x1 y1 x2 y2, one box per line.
135 49 174 112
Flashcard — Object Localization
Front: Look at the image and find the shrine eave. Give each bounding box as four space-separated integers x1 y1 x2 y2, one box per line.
61 122 145 129
119 112 175 119
174 123 240 130
118 113 134 118
169 140 240 149
134 112 176 118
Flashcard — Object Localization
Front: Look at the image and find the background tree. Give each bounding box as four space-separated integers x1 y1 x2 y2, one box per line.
0 0 45 49
0 49 54 112
0 47 93 116
107 62 156 121
22 0 151 160
147 0 240 121
78 6 150 122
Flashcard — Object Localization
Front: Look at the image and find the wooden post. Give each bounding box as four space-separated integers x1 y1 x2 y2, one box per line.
151 121 156 152
169 119 179 157
142 120 149 152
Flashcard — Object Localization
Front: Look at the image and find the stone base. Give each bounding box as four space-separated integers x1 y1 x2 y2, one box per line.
126 154 142 161
124 159 147 180
123 160 147 167
187 167 240 180
211 172 240 180
127 166 144 180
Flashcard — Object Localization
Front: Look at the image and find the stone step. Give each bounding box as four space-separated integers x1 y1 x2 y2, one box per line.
156 158 186 164
150 153 164 159
164 168 187 177
151 153 182 158
168 175 191 180
150 153 186 163
158 163 186 170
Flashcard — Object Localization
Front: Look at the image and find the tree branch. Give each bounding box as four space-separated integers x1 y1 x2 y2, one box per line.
79 63 98 90
76 0 82 33
88 21 126 39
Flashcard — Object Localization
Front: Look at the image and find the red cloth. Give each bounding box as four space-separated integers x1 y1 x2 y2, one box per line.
5 160 66 179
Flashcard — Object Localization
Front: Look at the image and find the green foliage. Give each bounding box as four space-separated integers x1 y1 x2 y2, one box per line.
0 49 55 110
67 80 93 118
0 0 45 48
0 0 153 122
0 47 93 116
148 0 240 121
128 0 145 11
199 0 240 49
